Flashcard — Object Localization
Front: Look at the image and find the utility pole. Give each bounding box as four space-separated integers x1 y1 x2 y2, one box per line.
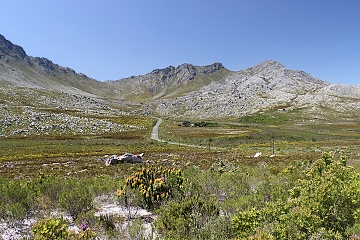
271 131 275 155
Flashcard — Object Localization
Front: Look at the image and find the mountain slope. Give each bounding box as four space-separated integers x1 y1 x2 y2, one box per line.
106 62 231 101
0 34 139 138
106 59 359 120
0 34 114 97
153 60 360 119
1 33 359 122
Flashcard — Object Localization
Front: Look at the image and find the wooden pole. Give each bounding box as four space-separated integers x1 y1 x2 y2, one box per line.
271 132 275 155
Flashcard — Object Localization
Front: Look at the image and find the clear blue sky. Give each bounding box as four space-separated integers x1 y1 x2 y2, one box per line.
1 0 359 84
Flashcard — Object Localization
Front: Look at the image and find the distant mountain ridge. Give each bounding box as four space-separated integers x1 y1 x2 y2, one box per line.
106 62 229 100
1 33 360 120
0 34 113 97
154 60 330 118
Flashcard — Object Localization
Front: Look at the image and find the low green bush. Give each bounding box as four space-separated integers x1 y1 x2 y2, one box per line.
32 217 98 240
35 172 63 208
0 180 35 220
154 195 219 239
58 179 93 220
232 152 360 239
32 218 70 240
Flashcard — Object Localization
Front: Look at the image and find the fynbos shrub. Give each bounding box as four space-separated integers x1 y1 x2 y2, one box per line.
32 218 70 240
59 180 93 220
232 152 360 239
117 166 184 209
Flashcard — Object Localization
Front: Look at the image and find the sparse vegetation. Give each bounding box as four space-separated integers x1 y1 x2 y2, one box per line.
179 120 219 127
0 112 359 238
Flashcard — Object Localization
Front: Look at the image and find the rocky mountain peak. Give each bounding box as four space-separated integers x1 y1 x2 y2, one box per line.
0 34 113 97
154 60 338 119
0 34 27 60
148 62 224 82
243 60 286 77
237 60 328 89
106 62 228 100
256 59 285 69
0 34 90 78
157 62 224 84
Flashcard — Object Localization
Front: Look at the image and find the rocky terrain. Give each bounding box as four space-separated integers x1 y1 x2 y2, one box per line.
106 62 229 101
153 60 360 119
0 34 147 137
1 33 360 123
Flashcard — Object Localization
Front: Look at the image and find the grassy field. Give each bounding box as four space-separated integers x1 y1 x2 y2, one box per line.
1 108 359 179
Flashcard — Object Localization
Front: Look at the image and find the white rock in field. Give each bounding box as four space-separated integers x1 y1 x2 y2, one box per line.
254 152 262 158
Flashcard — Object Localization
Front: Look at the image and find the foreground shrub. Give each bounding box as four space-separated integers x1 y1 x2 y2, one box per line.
34 172 63 208
195 215 234 240
232 207 261 239
117 166 184 209
73 228 97 240
0 180 34 220
154 195 219 239
59 179 93 219
32 218 70 240
32 217 98 240
232 152 360 239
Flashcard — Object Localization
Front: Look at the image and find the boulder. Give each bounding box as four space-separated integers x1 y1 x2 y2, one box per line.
254 152 262 158
105 153 144 165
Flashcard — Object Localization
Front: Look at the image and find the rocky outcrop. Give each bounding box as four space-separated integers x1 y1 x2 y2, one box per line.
106 62 226 100
0 34 27 60
105 153 144 165
154 60 359 119
0 86 140 138
136 62 224 85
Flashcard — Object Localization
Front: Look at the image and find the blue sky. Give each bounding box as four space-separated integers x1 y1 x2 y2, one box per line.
1 0 359 84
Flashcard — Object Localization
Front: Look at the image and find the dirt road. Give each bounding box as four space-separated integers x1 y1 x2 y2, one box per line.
150 118 223 150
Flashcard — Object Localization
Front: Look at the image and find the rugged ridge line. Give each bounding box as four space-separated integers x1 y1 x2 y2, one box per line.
1 33 360 120
106 62 229 100
0 34 27 60
153 60 360 119
0 34 114 97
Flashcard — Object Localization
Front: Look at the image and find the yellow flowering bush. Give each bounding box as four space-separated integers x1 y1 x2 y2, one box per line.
117 166 184 209
32 218 70 240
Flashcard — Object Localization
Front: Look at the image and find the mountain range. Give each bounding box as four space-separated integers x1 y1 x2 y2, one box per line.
1 33 360 121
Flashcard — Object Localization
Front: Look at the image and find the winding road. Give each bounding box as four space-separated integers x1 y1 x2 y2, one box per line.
151 118 162 140
151 118 224 150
